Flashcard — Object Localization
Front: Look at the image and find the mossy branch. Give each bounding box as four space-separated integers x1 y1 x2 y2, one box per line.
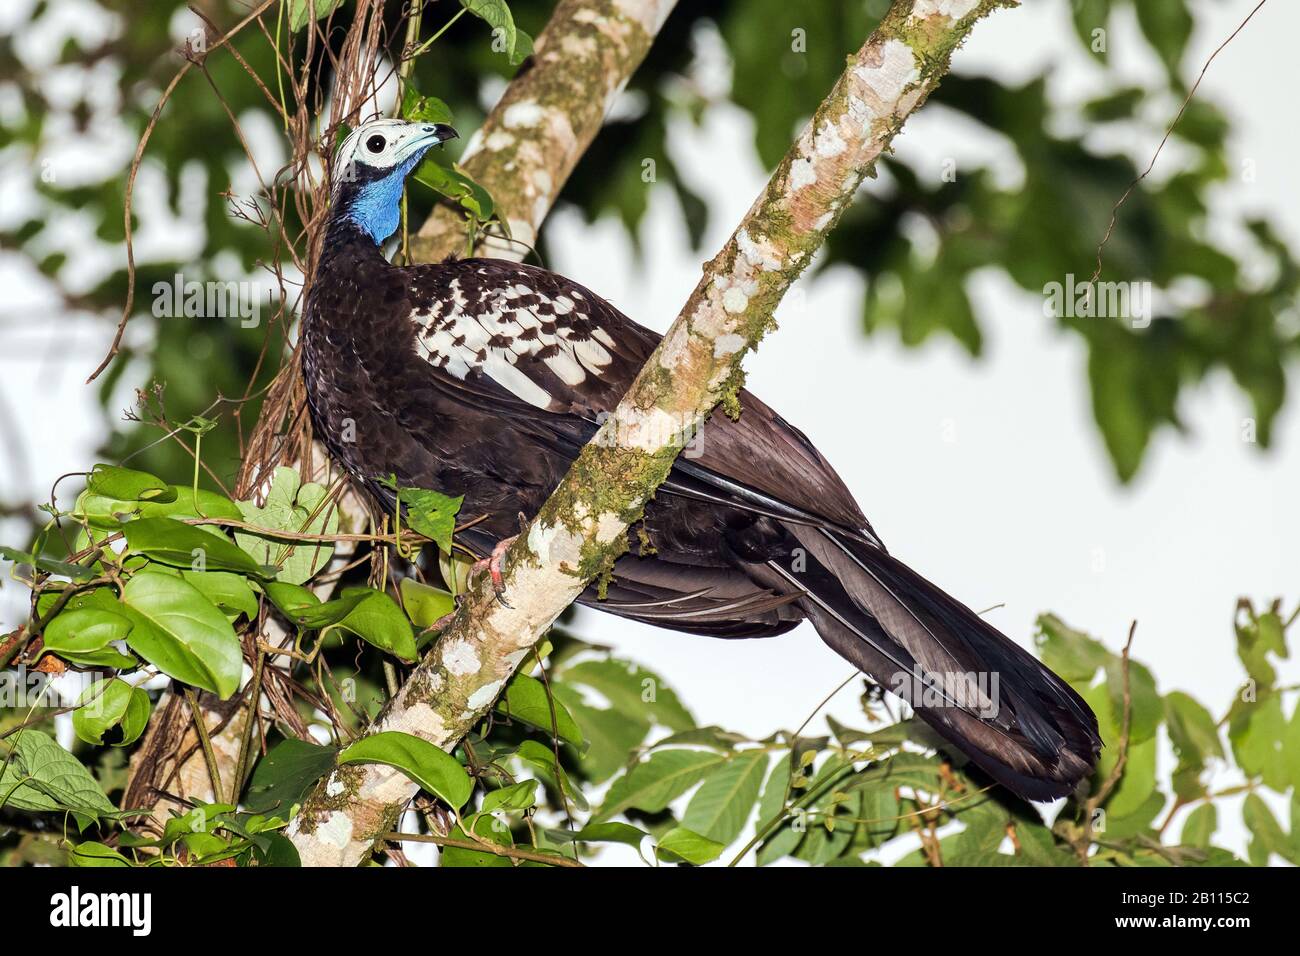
411 0 680 264
287 0 1015 867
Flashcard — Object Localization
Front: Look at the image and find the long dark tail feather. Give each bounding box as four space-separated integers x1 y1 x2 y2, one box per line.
764 527 1101 802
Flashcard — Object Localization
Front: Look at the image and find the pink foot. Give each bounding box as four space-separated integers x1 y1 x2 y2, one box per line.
470 534 518 600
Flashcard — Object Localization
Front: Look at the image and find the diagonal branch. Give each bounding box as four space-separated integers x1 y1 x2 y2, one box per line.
287 0 1015 867
412 0 679 263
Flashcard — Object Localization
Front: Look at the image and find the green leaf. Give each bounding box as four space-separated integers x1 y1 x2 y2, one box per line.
86 463 173 502
1243 792 1293 866
69 841 132 867
263 581 320 616
1133 0 1193 78
1034 614 1110 684
123 516 267 577
381 479 463 554
0 545 97 581
439 821 513 867
291 588 417 661
288 0 345 32
182 570 259 618
400 83 454 126
338 731 473 809
413 152 496 222
120 571 243 698
400 578 455 630
0 731 114 817
595 749 728 822
565 822 648 849
1069 0 1111 61
1105 656 1161 744
1164 691 1224 766
550 684 644 783
480 780 537 814
515 739 588 813
496 673 583 747
246 739 339 815
75 485 242 530
681 750 767 846
41 607 132 656
561 658 694 732
1179 803 1216 849
72 678 150 746
460 0 534 65
655 826 725 865
1230 693 1289 790
234 467 338 585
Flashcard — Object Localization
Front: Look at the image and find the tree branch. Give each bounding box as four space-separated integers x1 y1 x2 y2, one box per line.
412 0 679 263
287 0 1014 867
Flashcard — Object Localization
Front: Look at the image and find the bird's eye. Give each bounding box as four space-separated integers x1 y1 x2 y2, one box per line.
366 135 386 154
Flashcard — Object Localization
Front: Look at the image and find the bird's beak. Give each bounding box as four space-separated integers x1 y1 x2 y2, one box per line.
398 123 459 164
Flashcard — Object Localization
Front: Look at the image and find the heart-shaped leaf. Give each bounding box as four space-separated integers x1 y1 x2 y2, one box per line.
338 732 473 809
120 572 243 698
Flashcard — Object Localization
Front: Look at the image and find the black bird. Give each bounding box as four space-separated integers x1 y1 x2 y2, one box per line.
303 119 1100 801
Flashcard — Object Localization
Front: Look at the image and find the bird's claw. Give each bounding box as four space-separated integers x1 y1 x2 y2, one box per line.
469 534 518 607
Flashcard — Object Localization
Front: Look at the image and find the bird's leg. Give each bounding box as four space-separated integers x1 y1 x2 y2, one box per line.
469 534 519 604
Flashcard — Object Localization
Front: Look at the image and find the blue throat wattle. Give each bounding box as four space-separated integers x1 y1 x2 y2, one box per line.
343 154 425 245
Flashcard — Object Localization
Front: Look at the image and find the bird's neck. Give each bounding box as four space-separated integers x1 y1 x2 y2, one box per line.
321 213 386 263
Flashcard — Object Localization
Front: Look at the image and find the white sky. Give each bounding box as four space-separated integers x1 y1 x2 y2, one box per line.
0 0 1295 862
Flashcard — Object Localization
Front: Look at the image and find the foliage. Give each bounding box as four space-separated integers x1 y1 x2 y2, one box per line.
2 0 1294 497
0 0 1295 869
3 455 1297 866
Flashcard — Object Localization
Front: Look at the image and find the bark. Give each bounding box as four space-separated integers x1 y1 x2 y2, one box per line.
287 0 1014 867
412 0 680 263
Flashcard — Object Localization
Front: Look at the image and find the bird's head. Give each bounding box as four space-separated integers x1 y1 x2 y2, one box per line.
329 117 458 244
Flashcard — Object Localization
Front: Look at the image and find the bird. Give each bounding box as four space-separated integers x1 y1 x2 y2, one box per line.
302 118 1100 802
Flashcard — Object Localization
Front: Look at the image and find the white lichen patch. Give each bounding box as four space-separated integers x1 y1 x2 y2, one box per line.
503 100 545 128
442 638 480 677
736 228 783 271
526 519 585 569
722 286 749 314
614 0 673 34
618 406 686 454
561 33 594 57
313 811 354 850
466 679 505 711
594 511 627 544
852 40 920 120
658 322 691 371
815 119 847 157
713 333 746 358
386 702 448 745
911 0 981 22
325 776 347 798
485 130 515 152
789 157 817 191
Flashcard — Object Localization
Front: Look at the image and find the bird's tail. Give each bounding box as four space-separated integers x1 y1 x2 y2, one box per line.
762 526 1100 801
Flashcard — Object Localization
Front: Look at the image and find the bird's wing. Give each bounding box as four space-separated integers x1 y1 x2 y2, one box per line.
403 257 875 540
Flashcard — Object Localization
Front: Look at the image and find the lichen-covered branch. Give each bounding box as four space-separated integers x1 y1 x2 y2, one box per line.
288 0 1014 867
411 0 679 263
